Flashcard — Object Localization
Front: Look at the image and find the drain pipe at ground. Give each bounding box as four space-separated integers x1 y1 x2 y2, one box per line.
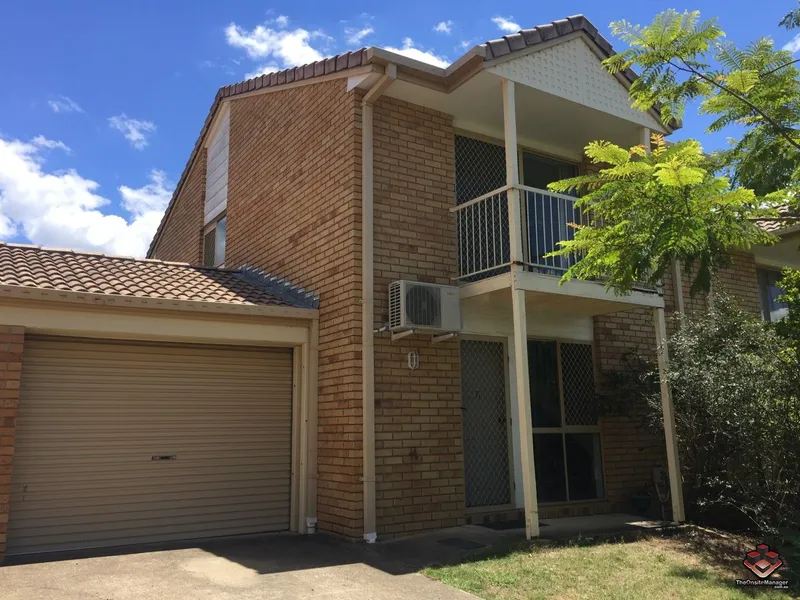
361 63 396 544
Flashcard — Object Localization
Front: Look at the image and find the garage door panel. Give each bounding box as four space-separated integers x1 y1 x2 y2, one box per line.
8 337 294 555
12 484 292 510
18 515 292 553
21 518 292 555
13 447 292 464
12 495 291 526
18 507 291 538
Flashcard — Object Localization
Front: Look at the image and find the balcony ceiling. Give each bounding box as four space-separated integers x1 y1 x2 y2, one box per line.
386 70 653 162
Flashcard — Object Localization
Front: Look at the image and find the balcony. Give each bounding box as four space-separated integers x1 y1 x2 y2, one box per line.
452 183 661 308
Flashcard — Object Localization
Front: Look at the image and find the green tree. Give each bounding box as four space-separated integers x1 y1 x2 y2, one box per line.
780 2 800 30
548 136 776 294
548 9 800 294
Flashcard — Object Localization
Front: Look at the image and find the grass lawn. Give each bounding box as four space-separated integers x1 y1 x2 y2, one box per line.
425 528 796 600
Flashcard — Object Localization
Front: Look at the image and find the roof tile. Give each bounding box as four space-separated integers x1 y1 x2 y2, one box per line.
520 28 542 46
0 243 318 309
568 14 597 39
552 18 574 36
486 38 511 59
537 24 558 41
505 33 526 52
594 34 614 57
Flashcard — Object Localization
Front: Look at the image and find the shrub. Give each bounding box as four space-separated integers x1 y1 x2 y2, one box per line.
607 296 800 537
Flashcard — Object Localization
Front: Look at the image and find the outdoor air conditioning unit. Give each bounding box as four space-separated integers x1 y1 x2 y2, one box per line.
389 280 461 333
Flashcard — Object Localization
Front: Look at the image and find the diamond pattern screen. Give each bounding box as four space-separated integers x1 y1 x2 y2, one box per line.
455 135 507 205
455 135 511 280
460 340 511 508
561 342 597 426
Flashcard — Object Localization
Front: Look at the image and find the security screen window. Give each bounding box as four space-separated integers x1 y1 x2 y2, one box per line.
529 340 604 503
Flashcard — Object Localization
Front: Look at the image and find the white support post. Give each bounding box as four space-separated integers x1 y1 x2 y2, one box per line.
640 126 651 149
653 307 685 523
503 78 539 539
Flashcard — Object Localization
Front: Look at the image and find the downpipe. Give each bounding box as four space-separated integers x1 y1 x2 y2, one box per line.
361 63 396 544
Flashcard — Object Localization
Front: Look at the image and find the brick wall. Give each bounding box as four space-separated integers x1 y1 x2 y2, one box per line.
0 326 23 560
150 156 206 264
371 96 464 536
595 252 762 511
225 79 363 537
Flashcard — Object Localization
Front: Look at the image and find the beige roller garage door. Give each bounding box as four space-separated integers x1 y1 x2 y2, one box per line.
7 336 294 555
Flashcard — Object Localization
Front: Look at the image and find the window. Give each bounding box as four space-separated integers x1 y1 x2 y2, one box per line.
203 216 226 267
529 340 604 503
757 268 788 322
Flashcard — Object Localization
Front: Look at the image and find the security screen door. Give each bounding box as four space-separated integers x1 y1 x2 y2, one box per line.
460 339 512 509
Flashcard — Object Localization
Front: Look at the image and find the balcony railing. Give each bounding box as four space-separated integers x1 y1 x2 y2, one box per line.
519 185 584 276
452 184 583 280
453 187 512 280
452 184 658 291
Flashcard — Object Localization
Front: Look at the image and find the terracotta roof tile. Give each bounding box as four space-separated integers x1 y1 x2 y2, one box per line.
758 206 800 233
0 242 318 309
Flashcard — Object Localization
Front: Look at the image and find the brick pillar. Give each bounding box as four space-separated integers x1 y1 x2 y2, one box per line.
0 325 24 560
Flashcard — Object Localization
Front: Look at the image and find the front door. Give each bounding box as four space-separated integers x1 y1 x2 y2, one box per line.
460 339 512 509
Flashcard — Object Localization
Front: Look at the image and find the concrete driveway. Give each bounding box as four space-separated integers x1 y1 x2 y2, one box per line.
0 533 477 600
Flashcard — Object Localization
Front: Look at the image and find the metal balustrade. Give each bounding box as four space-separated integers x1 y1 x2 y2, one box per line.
453 186 511 280
452 184 581 280
519 185 583 276
451 185 658 292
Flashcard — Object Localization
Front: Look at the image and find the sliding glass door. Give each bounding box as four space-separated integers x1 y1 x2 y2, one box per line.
521 153 579 274
528 340 605 503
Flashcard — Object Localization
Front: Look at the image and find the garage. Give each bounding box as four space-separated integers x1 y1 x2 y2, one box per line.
0 242 319 559
7 337 293 555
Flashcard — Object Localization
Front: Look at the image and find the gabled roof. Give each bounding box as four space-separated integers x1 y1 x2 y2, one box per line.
480 15 641 86
0 242 318 311
147 14 667 258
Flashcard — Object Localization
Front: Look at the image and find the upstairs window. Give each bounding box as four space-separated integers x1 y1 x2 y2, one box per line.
203 215 226 267
758 268 788 322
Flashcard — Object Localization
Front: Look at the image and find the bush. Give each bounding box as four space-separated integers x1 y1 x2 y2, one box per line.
609 296 800 537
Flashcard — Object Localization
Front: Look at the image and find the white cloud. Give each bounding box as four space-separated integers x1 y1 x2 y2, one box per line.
492 16 520 33
119 169 173 218
226 21 325 68
383 38 449 68
108 114 156 150
47 95 83 114
245 63 280 79
784 34 800 53
274 15 289 28
31 135 71 153
0 136 173 256
345 26 374 46
434 21 453 34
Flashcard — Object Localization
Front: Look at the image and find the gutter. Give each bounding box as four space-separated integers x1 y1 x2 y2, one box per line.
361 63 396 544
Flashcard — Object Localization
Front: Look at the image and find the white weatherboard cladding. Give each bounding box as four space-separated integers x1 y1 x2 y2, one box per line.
205 112 229 224
489 38 664 132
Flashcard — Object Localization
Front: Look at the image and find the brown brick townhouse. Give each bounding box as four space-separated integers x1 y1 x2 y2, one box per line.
1 14 798 559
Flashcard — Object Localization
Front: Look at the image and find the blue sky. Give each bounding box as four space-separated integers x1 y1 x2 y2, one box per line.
0 0 797 256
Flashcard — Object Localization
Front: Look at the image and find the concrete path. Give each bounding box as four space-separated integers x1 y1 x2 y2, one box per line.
0 533 477 600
